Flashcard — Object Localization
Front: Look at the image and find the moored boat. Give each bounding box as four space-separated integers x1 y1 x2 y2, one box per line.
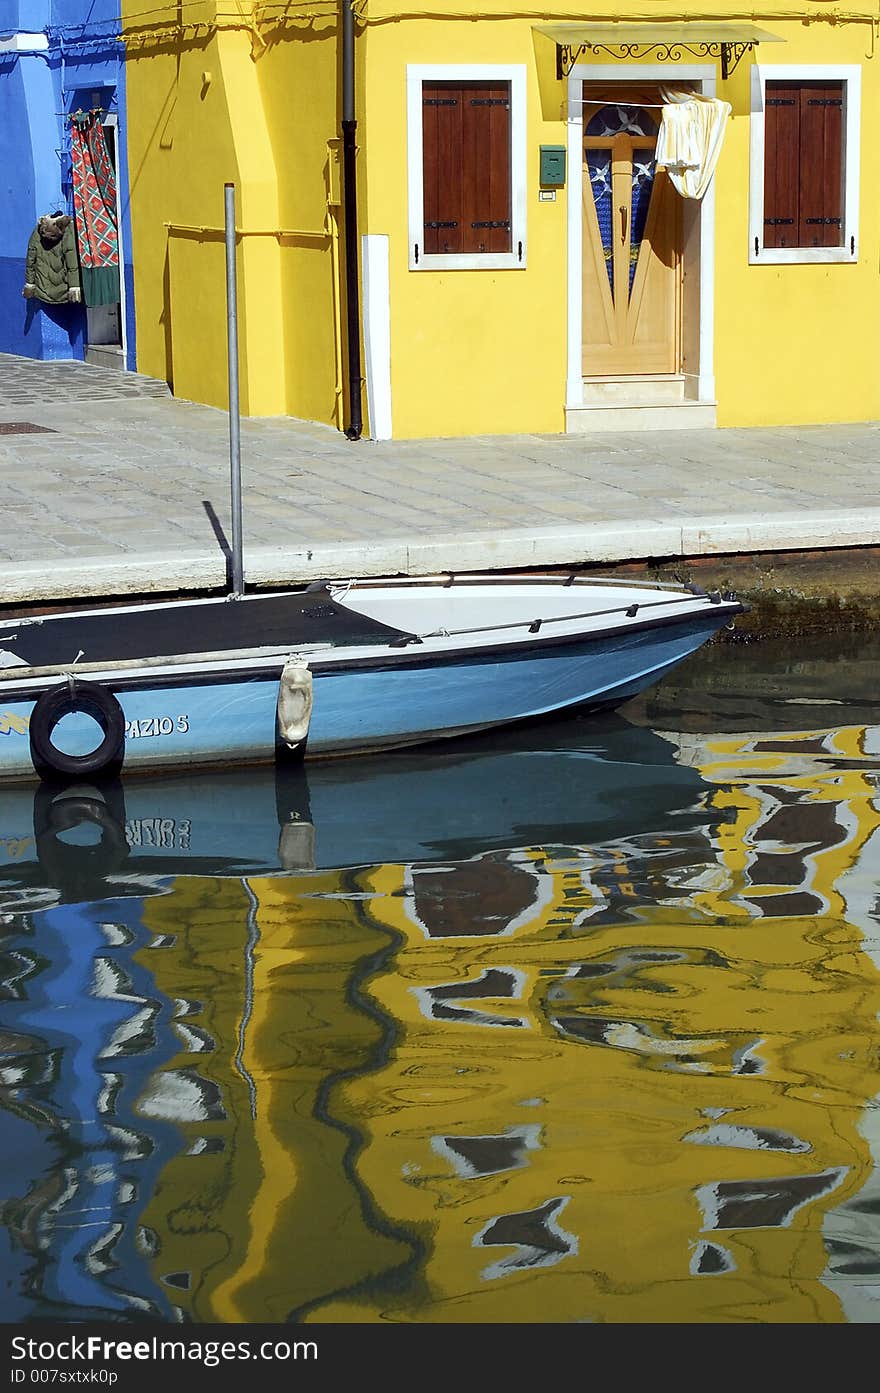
0 571 744 783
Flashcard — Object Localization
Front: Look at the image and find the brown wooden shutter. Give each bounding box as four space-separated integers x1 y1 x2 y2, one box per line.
422 81 511 255
422 83 463 254
763 80 843 249
798 82 843 247
763 82 800 248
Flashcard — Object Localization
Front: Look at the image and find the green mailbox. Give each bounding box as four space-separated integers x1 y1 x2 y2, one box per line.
539 145 566 187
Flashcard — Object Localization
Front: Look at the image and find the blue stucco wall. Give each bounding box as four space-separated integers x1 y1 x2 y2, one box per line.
0 44 85 358
0 5 50 30
0 54 40 357
0 3 136 367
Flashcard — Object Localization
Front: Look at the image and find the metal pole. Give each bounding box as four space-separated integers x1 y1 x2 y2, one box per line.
224 181 245 595
341 0 362 440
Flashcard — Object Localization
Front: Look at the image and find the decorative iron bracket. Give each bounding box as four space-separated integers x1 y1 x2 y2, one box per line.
556 40 754 82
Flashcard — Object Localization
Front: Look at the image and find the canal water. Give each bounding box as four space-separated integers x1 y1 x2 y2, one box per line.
1 630 879 1325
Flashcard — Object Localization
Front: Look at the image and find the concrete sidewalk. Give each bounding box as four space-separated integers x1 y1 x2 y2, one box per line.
1 352 879 607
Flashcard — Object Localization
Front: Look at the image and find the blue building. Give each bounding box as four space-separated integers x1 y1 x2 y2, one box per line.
0 2 135 368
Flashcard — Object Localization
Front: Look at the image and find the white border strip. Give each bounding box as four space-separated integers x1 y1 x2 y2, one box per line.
566 64 716 408
0 33 49 52
749 64 861 265
362 233 393 440
406 63 527 271
99 112 128 364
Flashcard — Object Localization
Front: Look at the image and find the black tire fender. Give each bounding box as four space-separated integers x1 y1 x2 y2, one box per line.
29 679 126 781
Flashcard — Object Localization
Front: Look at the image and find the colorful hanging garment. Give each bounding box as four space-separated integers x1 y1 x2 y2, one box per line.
69 110 120 307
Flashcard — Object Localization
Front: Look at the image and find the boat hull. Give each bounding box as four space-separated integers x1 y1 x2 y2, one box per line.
0 610 727 782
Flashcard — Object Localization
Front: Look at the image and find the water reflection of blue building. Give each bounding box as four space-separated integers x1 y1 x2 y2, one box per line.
1 895 181 1320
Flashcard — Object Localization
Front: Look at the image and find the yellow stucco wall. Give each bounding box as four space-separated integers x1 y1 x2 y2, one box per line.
362 17 568 437
712 18 878 426
120 3 880 436
121 2 340 422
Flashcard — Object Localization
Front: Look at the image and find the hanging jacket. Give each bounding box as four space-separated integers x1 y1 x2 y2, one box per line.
22 214 82 305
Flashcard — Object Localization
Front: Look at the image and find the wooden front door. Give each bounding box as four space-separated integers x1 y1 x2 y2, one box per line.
582 92 681 377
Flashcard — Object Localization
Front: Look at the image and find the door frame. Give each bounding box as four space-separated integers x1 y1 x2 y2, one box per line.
566 64 716 408
92 110 128 365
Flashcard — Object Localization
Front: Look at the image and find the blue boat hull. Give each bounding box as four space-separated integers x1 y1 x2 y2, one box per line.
0 611 726 781
309 614 721 751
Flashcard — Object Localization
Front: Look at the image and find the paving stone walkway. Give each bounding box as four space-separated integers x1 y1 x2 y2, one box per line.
1 351 878 605
0 354 171 407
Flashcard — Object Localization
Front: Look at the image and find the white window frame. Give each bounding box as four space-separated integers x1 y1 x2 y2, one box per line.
749 64 860 265
406 63 527 271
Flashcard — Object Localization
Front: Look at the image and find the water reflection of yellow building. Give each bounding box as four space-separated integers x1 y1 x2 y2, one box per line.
305 728 880 1323
129 722 880 1322
129 877 263 1319
133 872 412 1322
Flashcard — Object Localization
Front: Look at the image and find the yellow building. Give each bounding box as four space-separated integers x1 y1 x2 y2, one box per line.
119 2 878 440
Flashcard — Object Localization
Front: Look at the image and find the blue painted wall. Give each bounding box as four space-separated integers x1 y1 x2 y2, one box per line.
0 3 136 368
0 5 50 30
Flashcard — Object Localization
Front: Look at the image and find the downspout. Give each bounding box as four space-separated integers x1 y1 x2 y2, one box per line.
341 0 363 440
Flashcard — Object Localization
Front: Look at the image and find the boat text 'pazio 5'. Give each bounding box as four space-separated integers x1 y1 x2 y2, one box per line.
0 572 745 783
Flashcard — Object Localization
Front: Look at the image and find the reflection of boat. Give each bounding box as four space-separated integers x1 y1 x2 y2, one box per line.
0 572 743 782
0 714 710 908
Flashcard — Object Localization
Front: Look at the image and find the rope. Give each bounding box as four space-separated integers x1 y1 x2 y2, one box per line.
409 590 729 643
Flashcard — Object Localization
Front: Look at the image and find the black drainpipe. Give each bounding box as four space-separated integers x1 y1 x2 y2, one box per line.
341 0 363 440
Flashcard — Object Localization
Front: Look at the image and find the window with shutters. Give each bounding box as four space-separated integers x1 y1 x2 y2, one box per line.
749 66 860 265
407 65 527 270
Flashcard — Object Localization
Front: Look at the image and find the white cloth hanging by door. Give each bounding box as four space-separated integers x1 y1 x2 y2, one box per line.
654 86 732 200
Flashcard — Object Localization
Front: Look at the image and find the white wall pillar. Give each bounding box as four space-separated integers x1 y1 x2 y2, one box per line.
361 233 393 440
